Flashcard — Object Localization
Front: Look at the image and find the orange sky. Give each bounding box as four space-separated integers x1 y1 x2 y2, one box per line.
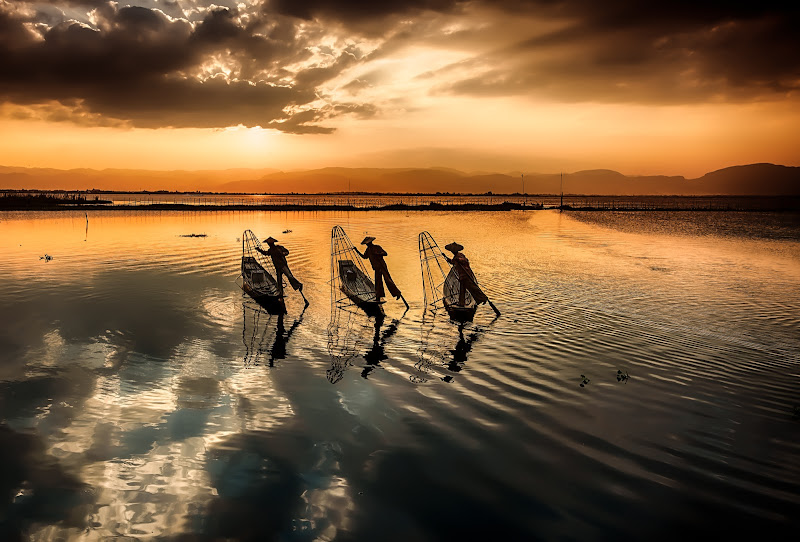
1 1 798 179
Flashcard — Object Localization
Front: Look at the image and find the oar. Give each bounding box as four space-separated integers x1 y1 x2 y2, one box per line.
300 288 310 307
399 293 410 313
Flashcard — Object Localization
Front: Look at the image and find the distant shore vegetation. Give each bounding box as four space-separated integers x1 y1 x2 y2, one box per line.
1 190 798 212
0 191 111 208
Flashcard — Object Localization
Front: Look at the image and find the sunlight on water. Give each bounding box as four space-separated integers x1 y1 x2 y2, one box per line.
0 209 798 539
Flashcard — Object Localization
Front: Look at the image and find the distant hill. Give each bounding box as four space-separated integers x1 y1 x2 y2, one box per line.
687 164 800 196
1 163 798 196
221 164 800 195
0 166 279 192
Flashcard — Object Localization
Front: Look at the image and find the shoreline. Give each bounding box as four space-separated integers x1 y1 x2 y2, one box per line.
1 202 798 212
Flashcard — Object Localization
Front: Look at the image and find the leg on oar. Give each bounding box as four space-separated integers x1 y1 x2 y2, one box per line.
488 300 501 317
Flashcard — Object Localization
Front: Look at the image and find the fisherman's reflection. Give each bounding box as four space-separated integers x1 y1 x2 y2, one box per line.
243 301 306 367
327 305 402 384
327 307 367 384
268 308 306 367
361 314 400 379
441 323 481 381
414 314 487 383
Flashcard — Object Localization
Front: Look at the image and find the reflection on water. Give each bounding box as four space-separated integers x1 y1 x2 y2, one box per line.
243 301 306 368
414 312 492 384
0 209 799 540
361 315 401 380
326 306 374 384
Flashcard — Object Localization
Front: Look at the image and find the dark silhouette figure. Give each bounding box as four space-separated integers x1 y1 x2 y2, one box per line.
243 301 306 367
446 323 481 375
257 236 308 305
356 236 409 310
443 242 489 307
268 305 306 367
361 314 400 379
415 313 492 383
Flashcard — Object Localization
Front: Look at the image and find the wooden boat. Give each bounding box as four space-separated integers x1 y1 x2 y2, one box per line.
442 266 478 322
331 226 383 316
339 259 383 308
240 230 285 314
419 231 478 322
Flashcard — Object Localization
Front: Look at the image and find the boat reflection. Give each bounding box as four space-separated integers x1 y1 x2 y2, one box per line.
242 300 306 367
326 305 373 384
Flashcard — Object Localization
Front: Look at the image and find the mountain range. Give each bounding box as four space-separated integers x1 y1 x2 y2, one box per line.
1 163 798 196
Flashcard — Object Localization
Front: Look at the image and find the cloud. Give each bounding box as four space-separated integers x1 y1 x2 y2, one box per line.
429 1 800 103
0 0 797 133
268 0 467 22
0 1 373 131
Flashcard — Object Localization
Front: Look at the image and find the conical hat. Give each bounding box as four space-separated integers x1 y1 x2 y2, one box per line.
264 236 278 244
361 236 376 244
444 242 463 252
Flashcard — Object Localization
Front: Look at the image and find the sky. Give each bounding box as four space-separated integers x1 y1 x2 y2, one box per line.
0 0 798 178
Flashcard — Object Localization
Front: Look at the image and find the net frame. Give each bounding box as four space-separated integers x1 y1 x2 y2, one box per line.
418 231 476 314
241 229 281 298
330 225 379 312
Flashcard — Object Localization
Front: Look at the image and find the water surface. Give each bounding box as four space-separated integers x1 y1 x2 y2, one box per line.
1 210 798 540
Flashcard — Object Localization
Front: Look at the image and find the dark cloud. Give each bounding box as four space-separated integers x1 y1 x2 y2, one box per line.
0 2 365 131
269 0 466 21
0 1 798 131
432 1 800 103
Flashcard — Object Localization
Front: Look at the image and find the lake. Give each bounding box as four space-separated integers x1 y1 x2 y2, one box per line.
1 209 798 540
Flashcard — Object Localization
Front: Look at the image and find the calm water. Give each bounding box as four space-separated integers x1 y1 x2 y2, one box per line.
0 210 799 540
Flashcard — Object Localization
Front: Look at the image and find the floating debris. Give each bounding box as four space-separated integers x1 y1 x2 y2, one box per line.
282 229 292 234
39 254 53 262
579 374 590 387
617 369 630 383
179 233 207 238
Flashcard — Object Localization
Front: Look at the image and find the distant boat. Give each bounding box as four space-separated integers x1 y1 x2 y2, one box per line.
240 229 285 314
331 225 384 316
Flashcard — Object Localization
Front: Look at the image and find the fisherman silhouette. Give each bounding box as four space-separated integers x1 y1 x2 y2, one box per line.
256 236 308 306
355 236 409 310
443 242 489 307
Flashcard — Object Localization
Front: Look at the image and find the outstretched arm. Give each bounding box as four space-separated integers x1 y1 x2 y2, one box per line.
355 247 367 258
256 246 268 256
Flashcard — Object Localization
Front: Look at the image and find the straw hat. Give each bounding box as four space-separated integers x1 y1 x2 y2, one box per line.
444 242 464 253
264 236 278 244
361 236 376 245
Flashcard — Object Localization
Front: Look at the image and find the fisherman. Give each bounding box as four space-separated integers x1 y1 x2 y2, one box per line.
356 236 408 309
443 242 489 307
256 237 307 304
